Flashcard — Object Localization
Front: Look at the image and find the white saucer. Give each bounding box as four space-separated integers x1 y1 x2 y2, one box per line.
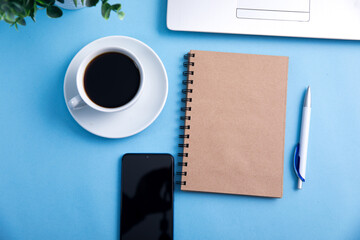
64 36 168 138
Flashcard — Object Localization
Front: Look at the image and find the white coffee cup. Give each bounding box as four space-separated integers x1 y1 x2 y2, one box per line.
68 47 144 113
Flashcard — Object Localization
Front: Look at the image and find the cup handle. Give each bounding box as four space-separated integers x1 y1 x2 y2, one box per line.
68 95 86 110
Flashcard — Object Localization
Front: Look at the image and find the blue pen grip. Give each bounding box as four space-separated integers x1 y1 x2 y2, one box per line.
293 143 305 182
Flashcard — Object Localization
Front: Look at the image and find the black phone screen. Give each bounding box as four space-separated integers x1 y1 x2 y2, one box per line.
120 154 174 240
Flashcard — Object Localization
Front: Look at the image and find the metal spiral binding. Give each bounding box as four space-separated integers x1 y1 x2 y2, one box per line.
179 134 190 139
182 80 193 85
176 172 187 176
183 71 194 76
176 52 195 186
176 181 186 185
178 153 188 157
183 62 194 67
182 89 193 94
181 98 192 102
180 116 191 121
184 53 195 59
181 107 191 112
178 143 189 148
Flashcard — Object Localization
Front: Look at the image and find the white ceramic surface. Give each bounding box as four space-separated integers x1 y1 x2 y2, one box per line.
64 36 168 138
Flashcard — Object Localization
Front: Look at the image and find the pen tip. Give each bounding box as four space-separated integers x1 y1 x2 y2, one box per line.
303 86 311 107
298 179 303 189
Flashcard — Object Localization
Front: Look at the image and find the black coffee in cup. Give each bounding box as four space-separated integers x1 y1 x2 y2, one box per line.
84 52 141 108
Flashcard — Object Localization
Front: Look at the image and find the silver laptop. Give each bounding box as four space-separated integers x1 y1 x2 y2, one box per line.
167 0 360 40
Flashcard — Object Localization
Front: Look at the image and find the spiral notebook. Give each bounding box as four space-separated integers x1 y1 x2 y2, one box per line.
177 50 289 198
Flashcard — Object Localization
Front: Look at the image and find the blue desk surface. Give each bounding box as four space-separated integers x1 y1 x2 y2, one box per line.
1 1 360 239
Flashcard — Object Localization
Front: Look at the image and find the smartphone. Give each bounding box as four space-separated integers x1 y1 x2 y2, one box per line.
120 154 174 240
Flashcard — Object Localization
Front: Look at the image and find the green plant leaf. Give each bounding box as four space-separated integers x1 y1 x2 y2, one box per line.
86 0 98 7
0 0 124 27
16 17 26 26
46 5 62 18
36 0 55 7
25 0 33 8
35 1 46 7
4 17 14 24
111 3 120 11
9 2 26 17
101 2 111 20
4 11 15 23
1 4 11 13
30 9 36 21
30 1 37 22
117 10 124 20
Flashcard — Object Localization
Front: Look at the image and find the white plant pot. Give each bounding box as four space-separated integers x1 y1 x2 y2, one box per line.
56 0 86 10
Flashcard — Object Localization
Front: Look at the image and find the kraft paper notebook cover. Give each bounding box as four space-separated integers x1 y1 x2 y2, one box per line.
178 50 288 198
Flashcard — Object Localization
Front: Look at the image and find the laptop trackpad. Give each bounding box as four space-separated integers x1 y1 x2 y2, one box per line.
237 0 310 21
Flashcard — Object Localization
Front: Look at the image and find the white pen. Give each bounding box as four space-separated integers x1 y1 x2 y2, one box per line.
297 86 311 189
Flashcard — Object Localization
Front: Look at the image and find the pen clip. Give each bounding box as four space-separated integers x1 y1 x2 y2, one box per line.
293 143 305 182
